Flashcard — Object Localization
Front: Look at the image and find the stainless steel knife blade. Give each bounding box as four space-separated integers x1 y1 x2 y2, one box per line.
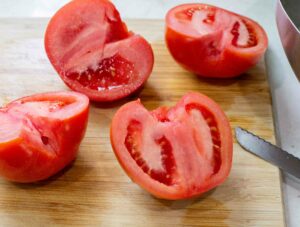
235 127 300 179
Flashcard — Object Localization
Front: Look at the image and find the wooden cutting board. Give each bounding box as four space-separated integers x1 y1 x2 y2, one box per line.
0 19 284 226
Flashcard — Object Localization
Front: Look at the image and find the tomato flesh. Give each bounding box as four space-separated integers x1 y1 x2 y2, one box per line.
45 0 154 102
165 4 268 78
0 113 21 144
0 91 89 183
111 92 233 200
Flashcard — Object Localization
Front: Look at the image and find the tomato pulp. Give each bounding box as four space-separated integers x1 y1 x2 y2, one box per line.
45 0 154 102
110 92 233 200
0 91 89 182
165 4 268 78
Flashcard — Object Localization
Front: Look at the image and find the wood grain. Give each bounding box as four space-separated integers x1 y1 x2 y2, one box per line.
0 19 284 226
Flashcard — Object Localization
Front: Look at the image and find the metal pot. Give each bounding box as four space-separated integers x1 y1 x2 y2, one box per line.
276 0 300 80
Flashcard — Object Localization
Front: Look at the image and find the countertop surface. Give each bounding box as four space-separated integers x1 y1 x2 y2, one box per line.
1 0 300 226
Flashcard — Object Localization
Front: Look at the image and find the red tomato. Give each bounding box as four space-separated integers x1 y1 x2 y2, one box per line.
45 0 154 102
0 91 89 182
165 4 268 78
110 92 232 200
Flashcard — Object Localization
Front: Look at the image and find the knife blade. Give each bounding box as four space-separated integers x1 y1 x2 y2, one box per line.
235 127 300 179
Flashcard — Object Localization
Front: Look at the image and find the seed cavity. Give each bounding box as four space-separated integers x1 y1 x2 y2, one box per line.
66 54 134 91
203 12 215 24
124 120 176 185
231 20 257 48
48 101 65 112
176 6 215 23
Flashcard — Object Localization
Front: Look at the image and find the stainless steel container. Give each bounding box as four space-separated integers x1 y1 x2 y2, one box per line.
276 0 300 80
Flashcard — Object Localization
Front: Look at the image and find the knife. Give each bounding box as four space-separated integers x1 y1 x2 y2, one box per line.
235 127 300 179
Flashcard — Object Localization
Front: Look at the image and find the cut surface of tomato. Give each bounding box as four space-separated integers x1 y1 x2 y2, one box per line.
45 0 154 102
0 91 89 183
165 4 268 78
110 92 233 200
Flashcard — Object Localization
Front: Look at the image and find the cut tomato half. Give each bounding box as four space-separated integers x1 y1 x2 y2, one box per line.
45 0 154 102
110 92 233 200
0 91 89 182
165 4 268 78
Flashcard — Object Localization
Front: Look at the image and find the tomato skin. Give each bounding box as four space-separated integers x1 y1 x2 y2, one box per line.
110 92 233 200
0 92 89 183
45 0 154 102
165 4 268 78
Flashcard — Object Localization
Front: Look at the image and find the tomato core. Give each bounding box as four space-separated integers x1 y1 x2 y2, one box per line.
185 103 221 174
